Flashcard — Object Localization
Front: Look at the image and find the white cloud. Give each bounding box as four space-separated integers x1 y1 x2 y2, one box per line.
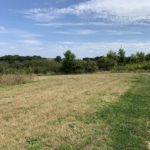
107 30 142 35
0 27 43 50
0 27 41 38
36 22 150 27
58 41 150 57
55 29 99 35
36 22 124 27
24 0 150 24
54 29 142 35
47 40 150 56
0 27 42 43
0 40 150 58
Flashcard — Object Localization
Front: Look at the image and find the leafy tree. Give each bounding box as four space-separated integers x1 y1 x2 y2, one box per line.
129 54 137 64
146 54 150 61
54 56 62 62
136 52 145 62
107 50 117 60
118 48 126 65
94 56 101 61
62 50 76 73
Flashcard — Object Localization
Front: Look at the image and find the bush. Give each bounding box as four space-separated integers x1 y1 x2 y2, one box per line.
84 60 98 73
114 62 150 72
74 60 85 73
98 57 117 70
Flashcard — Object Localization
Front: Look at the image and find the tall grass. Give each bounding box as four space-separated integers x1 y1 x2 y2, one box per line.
0 74 34 86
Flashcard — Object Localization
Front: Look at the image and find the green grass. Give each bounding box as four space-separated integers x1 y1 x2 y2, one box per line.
26 137 43 150
84 74 150 150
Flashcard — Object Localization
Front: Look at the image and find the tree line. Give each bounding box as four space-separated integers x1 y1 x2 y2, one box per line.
0 49 150 74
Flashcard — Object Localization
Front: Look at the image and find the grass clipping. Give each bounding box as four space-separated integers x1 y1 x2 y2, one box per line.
0 74 33 85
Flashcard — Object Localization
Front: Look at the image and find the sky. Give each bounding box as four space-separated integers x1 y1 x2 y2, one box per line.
0 0 150 58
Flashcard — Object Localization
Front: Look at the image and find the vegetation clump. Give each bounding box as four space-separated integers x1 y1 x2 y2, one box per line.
0 49 149 74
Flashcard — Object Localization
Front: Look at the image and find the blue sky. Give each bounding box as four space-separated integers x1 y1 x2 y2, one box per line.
0 0 150 58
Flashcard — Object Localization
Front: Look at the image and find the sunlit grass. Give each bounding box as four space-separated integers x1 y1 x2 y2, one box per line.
0 73 149 149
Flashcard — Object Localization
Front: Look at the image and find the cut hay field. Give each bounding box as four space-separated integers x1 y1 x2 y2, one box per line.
0 73 149 150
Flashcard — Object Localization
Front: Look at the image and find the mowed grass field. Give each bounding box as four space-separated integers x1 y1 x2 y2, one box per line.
0 73 149 150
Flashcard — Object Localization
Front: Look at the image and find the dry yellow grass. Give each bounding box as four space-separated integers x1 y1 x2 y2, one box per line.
0 73 136 150
0 74 34 86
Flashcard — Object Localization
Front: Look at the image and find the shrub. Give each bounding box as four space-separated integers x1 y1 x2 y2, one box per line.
84 60 98 73
98 57 117 70
114 62 150 72
74 60 85 73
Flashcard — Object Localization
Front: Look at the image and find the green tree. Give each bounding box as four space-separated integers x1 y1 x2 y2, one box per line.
146 54 150 61
107 50 117 60
62 50 76 73
54 56 62 62
136 52 145 63
118 48 126 65
129 54 137 64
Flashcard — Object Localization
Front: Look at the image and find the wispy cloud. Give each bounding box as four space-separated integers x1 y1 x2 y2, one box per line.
107 30 142 35
0 27 43 47
54 29 142 35
24 0 150 24
55 29 99 35
36 22 115 27
0 27 41 38
57 41 150 57
0 40 150 58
